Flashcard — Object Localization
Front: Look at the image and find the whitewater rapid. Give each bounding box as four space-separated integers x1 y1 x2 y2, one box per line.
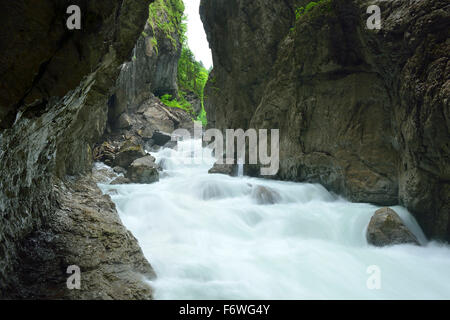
99 139 450 299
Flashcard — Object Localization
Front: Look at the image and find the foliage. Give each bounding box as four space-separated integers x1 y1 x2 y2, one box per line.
160 94 193 113
178 48 209 100
147 0 185 51
295 0 332 20
149 0 209 125
177 25 209 125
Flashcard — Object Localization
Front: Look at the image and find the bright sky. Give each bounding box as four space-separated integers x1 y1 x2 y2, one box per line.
184 0 213 69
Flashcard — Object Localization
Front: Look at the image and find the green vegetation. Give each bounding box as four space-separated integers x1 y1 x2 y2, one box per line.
295 0 332 20
148 0 209 125
160 94 192 112
177 47 209 125
147 0 185 51
290 0 333 33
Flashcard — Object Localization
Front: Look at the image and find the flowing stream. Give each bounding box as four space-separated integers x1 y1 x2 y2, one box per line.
99 139 450 299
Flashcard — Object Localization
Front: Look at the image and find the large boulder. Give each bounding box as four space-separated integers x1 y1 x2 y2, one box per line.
113 144 146 169
126 156 160 184
366 208 420 247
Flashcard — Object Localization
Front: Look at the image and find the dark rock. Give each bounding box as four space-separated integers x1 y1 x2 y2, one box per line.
10 177 155 299
208 162 237 177
0 0 152 297
163 140 178 150
367 208 420 247
152 131 172 146
126 156 160 184
113 144 146 169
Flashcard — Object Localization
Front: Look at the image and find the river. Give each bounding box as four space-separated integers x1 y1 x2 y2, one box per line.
99 139 450 299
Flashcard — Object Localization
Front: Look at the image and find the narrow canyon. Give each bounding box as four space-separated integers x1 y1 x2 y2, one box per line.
0 0 448 299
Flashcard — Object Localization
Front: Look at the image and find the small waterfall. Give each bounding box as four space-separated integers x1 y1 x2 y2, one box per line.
237 162 244 177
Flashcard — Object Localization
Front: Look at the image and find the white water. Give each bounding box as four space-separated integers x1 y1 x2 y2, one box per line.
99 139 450 299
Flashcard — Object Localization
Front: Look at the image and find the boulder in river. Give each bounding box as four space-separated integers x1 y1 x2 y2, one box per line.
366 208 420 247
113 143 146 168
208 162 237 177
152 131 172 146
251 185 281 205
126 156 159 184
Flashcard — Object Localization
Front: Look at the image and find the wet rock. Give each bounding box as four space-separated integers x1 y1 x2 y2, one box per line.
113 144 146 169
126 156 160 184
208 162 237 177
251 186 281 205
113 166 127 175
366 208 420 247
163 140 178 150
152 131 172 146
110 177 132 185
92 167 117 184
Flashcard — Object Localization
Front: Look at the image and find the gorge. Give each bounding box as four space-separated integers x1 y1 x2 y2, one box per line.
0 0 449 300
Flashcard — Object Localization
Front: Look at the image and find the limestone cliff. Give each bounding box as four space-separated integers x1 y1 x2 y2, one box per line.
0 0 155 298
201 0 450 241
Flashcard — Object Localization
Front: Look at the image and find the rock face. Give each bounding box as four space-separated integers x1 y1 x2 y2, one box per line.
108 0 184 128
0 0 153 298
10 177 155 299
126 156 160 184
201 0 450 241
367 208 420 247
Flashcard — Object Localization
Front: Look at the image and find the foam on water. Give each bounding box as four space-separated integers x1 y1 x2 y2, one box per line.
99 139 450 299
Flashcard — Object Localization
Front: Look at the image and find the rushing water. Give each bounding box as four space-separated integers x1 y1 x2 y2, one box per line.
99 139 450 299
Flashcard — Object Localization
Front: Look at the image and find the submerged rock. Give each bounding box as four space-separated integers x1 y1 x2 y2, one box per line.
251 186 281 205
366 208 420 247
163 140 178 150
126 156 160 184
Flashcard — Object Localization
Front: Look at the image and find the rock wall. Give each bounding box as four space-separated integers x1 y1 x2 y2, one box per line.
0 0 155 298
109 0 184 128
201 0 450 241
